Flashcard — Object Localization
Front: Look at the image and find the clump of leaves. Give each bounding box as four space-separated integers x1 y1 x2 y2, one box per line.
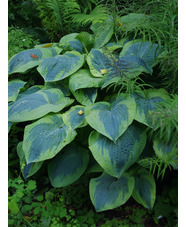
8 26 40 59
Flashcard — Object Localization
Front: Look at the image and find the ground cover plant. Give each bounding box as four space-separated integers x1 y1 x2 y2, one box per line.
8 0 178 226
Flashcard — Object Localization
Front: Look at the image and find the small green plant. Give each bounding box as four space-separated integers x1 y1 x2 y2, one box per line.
8 26 40 59
8 18 177 214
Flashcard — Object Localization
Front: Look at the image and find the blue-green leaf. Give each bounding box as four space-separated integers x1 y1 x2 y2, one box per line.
8 47 62 75
8 88 73 122
119 40 162 76
85 94 136 142
132 168 156 209
89 172 134 212
45 79 71 96
62 105 87 130
23 114 77 163
17 142 43 179
37 51 85 82
69 69 103 105
89 123 146 178
131 89 170 128
87 49 112 77
59 33 83 53
8 79 27 102
153 140 178 169
48 143 89 187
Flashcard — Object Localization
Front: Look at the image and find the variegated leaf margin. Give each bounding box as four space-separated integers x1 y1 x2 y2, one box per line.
8 79 27 102
131 89 170 128
17 142 43 179
48 143 89 187
22 114 77 163
8 47 62 74
132 168 156 209
8 88 73 122
85 94 136 142
37 51 84 82
89 123 147 178
89 172 134 212
62 105 87 130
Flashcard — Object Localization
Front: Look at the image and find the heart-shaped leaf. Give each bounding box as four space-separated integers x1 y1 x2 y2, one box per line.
69 69 103 105
89 172 134 212
131 168 156 209
131 89 170 128
8 88 73 122
8 47 62 75
87 49 113 77
8 79 27 102
48 143 89 187
85 94 136 142
89 123 147 178
153 140 178 169
62 105 87 130
59 33 83 53
119 40 162 75
37 51 84 82
22 114 77 163
17 142 43 179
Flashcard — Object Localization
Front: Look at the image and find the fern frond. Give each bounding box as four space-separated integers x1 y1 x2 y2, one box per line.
71 5 108 25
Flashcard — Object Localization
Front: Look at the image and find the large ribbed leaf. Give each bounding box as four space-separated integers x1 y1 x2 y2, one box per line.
69 69 102 105
8 47 62 75
119 40 162 75
62 105 87 130
8 88 73 122
45 79 71 96
132 168 156 209
59 33 83 53
48 143 89 187
17 142 43 179
37 51 84 82
89 123 146 178
131 89 170 128
85 94 136 142
23 114 77 163
87 49 112 77
89 172 134 212
153 140 178 169
8 79 27 102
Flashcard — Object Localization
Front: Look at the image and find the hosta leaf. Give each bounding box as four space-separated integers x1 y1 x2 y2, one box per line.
105 42 123 52
62 105 87 130
85 94 136 142
76 32 94 49
89 172 134 212
45 79 71 96
48 143 89 187
16 85 43 100
119 13 151 32
8 79 27 102
131 89 170 128
69 69 103 91
93 23 114 49
119 40 162 75
89 123 147 178
87 49 112 77
8 47 62 75
59 33 83 53
37 51 84 82
8 88 73 122
23 114 77 163
132 168 156 209
71 88 98 106
17 142 43 179
153 140 178 169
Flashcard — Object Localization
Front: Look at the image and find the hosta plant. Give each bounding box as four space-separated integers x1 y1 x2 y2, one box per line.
8 29 177 212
